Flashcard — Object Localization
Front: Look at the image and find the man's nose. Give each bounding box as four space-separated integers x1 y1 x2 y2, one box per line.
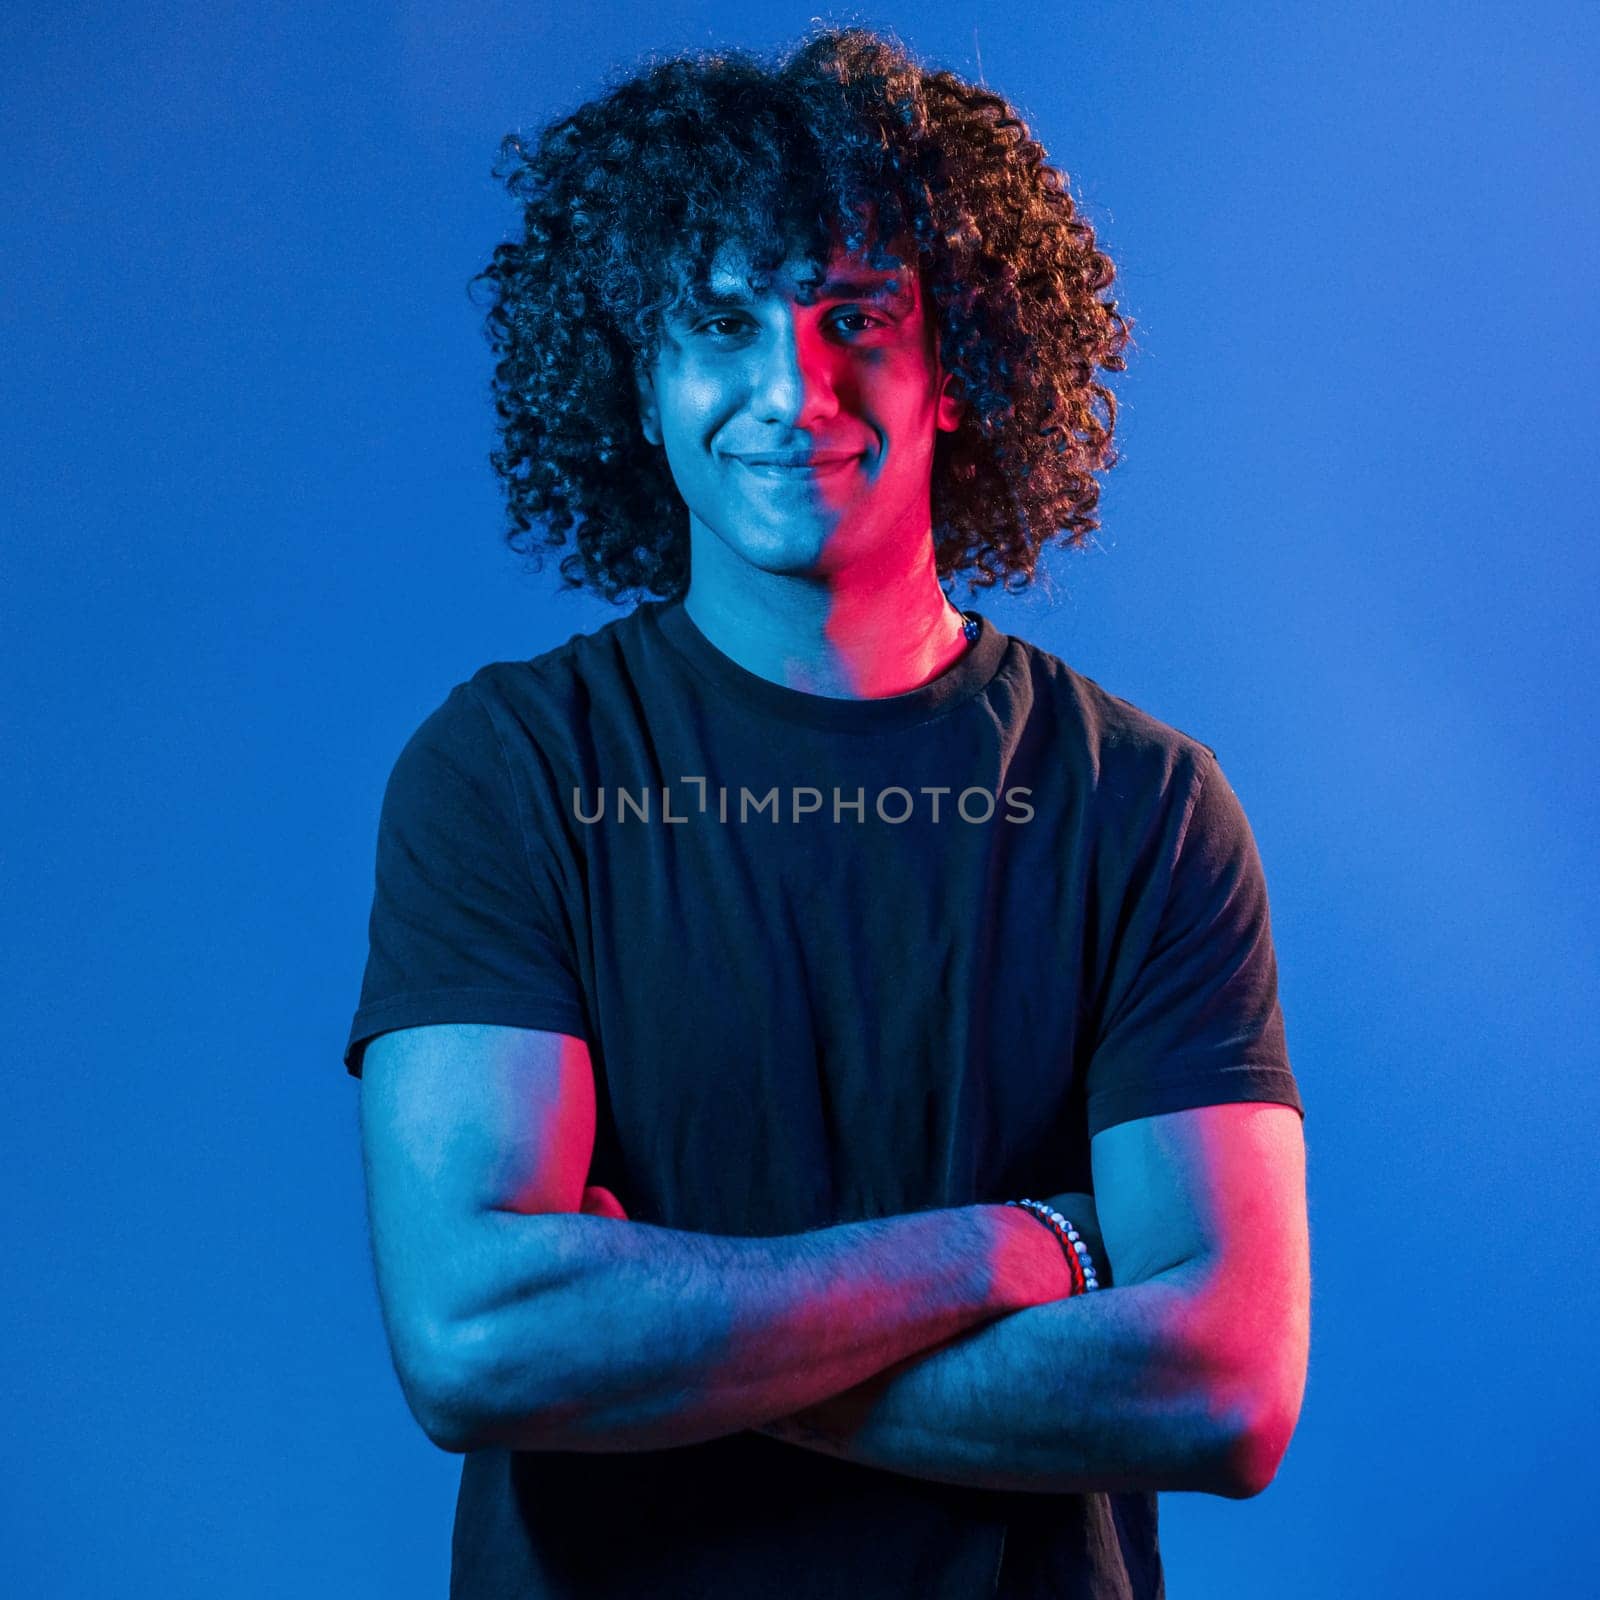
749 312 843 426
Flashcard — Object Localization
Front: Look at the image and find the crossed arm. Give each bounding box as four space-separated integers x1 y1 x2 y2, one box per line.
751 1102 1308 1497
362 1021 1308 1499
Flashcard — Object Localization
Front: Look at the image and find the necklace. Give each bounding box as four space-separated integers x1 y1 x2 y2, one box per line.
947 597 980 645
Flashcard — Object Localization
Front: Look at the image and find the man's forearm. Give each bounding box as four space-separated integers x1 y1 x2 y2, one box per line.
437 1203 1070 1455
752 1260 1250 1498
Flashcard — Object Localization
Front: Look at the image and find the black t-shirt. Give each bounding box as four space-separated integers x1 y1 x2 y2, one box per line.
344 596 1304 1599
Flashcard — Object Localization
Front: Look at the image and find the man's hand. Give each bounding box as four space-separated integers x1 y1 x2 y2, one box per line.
579 1184 630 1220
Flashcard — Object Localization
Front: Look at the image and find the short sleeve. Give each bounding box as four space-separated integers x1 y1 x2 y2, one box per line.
342 679 589 1076
1085 751 1304 1138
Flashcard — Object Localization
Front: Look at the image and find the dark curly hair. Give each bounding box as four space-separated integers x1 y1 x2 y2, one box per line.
467 23 1136 607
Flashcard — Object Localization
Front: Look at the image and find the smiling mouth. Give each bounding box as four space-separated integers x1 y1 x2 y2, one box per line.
736 454 861 479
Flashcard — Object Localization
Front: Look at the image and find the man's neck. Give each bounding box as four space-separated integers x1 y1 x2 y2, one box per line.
682 536 972 701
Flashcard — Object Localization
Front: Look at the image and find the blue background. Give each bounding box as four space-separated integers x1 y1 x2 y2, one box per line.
6 3 1596 1594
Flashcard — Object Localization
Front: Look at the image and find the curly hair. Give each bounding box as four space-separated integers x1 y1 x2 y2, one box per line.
467 23 1136 607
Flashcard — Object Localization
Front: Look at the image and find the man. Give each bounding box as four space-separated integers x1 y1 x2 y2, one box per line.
345 25 1309 1599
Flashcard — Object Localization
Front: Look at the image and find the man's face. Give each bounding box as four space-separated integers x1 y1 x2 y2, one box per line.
635 230 963 582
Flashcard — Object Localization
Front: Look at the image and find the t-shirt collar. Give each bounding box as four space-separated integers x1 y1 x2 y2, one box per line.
648 596 1009 733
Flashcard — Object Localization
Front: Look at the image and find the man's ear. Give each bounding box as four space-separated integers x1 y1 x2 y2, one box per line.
635 362 661 447
935 365 965 433
929 333 964 432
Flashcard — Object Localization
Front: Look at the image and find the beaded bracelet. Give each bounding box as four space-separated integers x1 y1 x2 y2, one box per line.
1007 1199 1102 1294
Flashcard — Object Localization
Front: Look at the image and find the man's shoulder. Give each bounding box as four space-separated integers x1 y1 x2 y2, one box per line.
1003 628 1218 780
461 600 659 721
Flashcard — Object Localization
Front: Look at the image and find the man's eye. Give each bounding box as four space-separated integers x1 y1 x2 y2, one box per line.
694 312 885 338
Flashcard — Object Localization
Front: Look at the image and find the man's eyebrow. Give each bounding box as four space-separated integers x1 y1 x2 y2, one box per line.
805 276 914 304
684 276 914 311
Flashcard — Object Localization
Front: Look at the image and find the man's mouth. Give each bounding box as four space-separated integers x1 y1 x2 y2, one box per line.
735 452 862 479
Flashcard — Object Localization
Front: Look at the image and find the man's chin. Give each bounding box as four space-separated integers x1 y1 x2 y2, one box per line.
699 519 845 576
